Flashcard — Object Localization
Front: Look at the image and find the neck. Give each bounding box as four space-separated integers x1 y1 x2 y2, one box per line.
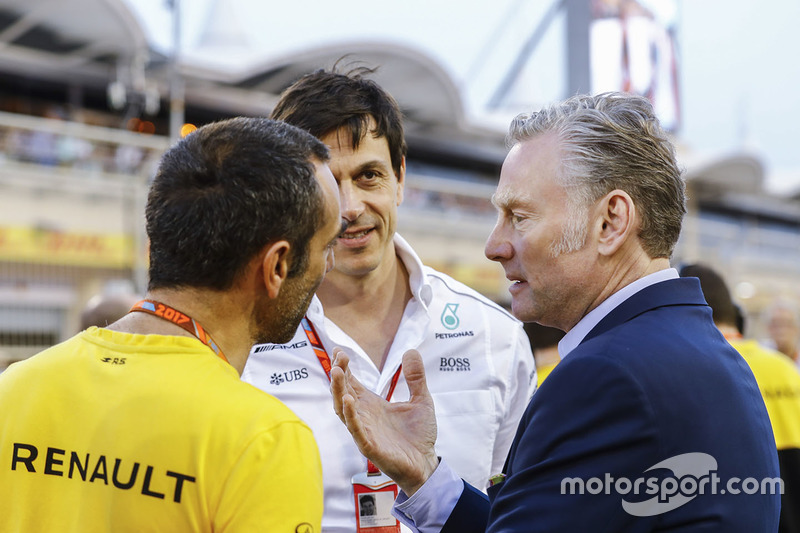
578 249 671 328
317 251 411 313
778 342 800 361
316 252 412 370
107 288 253 375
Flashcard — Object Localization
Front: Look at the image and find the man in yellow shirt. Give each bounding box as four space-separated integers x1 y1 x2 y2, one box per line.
680 263 800 533
0 117 344 532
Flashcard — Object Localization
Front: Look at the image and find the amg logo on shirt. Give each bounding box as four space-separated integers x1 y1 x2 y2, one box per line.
10 442 196 503
440 357 471 371
253 341 309 353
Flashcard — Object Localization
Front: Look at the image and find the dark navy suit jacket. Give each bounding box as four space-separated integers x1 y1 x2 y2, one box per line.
441 278 780 532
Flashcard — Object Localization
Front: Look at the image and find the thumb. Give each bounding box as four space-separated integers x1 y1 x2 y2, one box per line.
402 349 430 401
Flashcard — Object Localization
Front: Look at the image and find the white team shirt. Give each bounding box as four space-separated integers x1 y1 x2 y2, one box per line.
243 234 536 533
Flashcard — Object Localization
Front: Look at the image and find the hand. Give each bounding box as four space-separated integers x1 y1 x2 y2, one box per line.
331 348 439 496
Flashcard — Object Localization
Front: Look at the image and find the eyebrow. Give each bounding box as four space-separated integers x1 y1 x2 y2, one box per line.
353 159 391 175
491 190 532 211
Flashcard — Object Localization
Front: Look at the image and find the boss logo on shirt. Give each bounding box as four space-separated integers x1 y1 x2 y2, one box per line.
440 357 471 372
269 368 309 386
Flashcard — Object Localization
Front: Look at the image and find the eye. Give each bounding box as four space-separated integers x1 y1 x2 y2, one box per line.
359 169 381 182
510 213 525 226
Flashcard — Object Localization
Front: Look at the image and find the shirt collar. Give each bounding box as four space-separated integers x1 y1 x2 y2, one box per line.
393 233 433 308
558 268 679 359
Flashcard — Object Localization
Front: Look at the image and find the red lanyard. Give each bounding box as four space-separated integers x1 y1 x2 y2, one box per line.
129 299 229 364
301 315 402 474
301 316 402 399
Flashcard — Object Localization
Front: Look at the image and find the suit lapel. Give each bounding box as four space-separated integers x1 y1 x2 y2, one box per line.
581 277 707 345
496 278 707 492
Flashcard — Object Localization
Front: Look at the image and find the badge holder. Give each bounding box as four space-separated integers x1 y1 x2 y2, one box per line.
352 461 401 533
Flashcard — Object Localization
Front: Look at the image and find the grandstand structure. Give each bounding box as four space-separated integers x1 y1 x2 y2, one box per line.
0 0 798 364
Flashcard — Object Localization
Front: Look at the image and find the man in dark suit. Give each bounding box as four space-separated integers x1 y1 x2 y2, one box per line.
330 92 780 531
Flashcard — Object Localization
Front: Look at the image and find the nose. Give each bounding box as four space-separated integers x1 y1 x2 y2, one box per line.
339 182 364 222
484 218 513 263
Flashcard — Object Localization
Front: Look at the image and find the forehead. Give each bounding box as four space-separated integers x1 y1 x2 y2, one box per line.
494 133 564 209
320 123 392 163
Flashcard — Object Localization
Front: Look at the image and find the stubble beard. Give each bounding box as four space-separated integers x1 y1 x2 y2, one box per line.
251 272 322 346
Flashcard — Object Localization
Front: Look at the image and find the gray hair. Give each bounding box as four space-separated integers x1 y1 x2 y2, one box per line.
508 92 686 258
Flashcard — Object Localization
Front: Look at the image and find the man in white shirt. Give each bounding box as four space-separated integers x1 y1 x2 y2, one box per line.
330 93 780 532
242 67 535 533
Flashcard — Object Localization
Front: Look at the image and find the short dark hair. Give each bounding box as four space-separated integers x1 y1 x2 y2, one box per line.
678 263 738 327
271 66 407 176
146 117 329 291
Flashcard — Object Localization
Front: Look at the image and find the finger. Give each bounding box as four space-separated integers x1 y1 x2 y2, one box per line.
331 365 347 422
341 393 371 455
402 349 431 401
331 349 354 419
332 347 350 371
333 348 368 397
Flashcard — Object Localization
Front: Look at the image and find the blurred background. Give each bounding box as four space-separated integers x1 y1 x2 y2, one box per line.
1 0 798 364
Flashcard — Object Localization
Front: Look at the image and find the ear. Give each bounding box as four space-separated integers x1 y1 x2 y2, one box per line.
261 240 292 299
596 189 636 256
395 155 406 206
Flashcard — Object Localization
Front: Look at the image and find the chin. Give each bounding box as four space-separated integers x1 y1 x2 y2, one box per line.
510 302 535 323
255 320 297 346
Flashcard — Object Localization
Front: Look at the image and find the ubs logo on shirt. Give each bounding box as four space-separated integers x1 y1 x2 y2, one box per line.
270 368 309 386
440 357 471 371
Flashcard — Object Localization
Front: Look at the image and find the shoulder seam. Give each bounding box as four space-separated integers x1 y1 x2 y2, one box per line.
426 270 518 323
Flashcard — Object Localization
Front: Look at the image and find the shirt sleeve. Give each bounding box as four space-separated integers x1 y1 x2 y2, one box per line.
393 459 464 532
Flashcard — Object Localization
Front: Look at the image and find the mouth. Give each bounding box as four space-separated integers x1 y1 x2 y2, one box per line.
339 228 372 240
337 227 374 247
506 276 527 293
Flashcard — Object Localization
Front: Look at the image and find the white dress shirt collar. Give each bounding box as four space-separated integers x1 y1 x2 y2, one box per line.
558 268 679 359
305 233 433 322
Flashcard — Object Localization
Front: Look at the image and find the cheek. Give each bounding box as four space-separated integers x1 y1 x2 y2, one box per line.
325 249 335 273
517 234 549 265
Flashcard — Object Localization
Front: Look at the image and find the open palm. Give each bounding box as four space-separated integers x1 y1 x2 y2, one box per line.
331 348 440 495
